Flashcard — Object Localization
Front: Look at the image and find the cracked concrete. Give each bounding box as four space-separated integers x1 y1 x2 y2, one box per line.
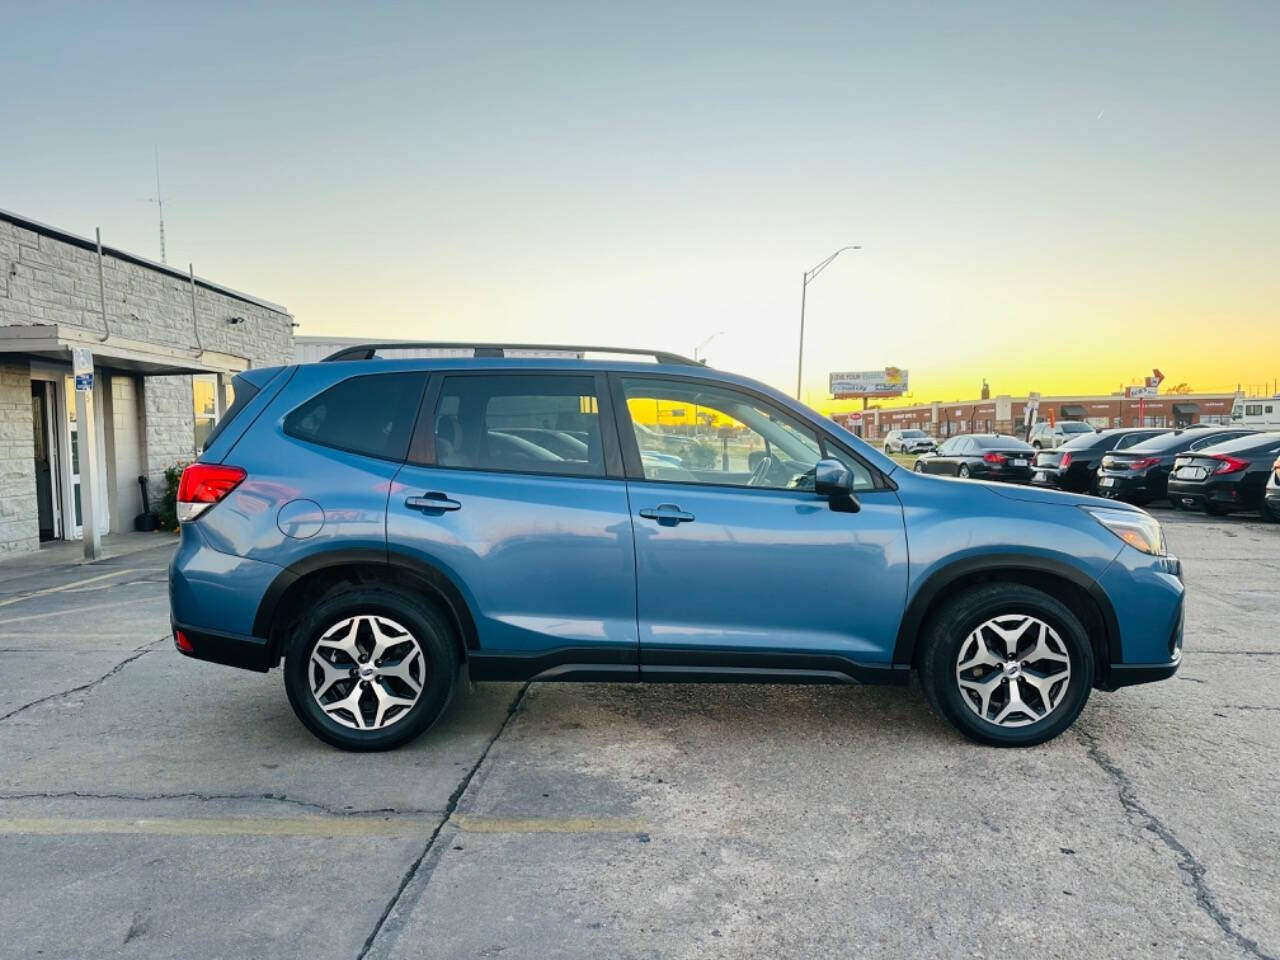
0 514 1277 959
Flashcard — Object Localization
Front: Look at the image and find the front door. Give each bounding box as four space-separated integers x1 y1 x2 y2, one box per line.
31 382 57 541
388 372 638 677
614 376 909 674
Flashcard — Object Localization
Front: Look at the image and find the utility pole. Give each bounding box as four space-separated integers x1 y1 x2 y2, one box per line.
797 245 860 399
142 147 168 264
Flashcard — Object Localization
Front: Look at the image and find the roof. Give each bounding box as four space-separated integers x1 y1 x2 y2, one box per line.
1 207 290 316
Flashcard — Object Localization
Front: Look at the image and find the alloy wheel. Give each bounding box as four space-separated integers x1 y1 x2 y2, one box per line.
308 615 425 730
954 614 1071 727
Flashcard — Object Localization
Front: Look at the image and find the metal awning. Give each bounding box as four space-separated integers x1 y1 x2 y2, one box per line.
1172 402 1200 415
1060 404 1088 418
0 324 248 376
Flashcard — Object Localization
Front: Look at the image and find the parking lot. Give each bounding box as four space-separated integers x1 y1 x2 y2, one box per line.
0 511 1275 960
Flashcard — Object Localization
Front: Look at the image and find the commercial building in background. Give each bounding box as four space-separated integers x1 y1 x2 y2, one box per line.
833 391 1238 440
0 209 293 557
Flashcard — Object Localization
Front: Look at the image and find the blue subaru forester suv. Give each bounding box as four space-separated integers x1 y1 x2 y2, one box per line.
170 343 1183 750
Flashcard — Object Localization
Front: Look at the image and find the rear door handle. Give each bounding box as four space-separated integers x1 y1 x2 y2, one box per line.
405 492 461 512
638 503 695 524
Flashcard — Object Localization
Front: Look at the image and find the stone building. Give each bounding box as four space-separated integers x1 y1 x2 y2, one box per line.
0 208 293 557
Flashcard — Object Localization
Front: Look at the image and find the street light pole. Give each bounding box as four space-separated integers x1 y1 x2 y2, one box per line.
797 245 860 400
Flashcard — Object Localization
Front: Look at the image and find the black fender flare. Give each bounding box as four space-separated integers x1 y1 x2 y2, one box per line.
891 553 1121 668
251 547 479 652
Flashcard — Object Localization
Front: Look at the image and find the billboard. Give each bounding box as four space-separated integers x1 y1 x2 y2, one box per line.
830 367 909 397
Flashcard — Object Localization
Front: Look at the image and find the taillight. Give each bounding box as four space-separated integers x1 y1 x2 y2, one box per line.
1060 452 1073 468
1129 457 1160 470
177 463 246 522
983 452 1006 464
174 630 195 652
1212 455 1249 475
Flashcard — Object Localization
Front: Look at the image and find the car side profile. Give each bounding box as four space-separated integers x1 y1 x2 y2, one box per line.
170 343 1184 751
883 428 936 455
912 434 1035 483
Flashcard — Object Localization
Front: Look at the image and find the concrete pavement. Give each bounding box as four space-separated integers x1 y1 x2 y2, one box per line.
0 513 1276 959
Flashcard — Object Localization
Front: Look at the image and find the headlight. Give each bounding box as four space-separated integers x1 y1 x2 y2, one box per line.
1083 506 1165 556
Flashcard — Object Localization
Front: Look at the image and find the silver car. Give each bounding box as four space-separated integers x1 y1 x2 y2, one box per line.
884 428 937 454
1028 420 1096 450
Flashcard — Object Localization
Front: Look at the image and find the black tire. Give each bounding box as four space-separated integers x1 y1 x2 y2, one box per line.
283 586 459 751
918 583 1094 747
913 461 925 473
1032 441 1042 450
958 464 970 479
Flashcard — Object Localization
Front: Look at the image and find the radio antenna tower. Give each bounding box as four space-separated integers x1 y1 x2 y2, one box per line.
142 146 168 264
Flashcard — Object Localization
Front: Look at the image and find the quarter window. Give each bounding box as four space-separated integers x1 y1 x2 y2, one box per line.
432 375 605 477
284 372 427 461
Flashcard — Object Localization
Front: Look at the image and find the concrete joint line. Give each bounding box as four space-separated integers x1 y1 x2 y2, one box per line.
357 682 532 960
1076 726 1277 960
0 634 166 723
0 789 438 820
0 816 427 837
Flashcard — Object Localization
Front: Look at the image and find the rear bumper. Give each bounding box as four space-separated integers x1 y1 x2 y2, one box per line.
1168 475 1259 511
172 621 274 672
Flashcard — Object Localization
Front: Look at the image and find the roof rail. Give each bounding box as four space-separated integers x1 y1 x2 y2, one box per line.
320 341 702 366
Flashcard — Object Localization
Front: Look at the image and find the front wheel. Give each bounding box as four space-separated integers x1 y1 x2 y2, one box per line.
918 583 1094 747
283 586 459 751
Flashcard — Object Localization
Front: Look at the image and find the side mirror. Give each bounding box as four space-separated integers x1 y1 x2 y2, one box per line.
814 458 860 512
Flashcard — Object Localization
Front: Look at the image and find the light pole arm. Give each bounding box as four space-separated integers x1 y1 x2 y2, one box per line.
797 244 861 400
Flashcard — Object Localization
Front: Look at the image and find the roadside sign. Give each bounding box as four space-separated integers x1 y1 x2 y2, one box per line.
830 367 909 398
72 347 94 392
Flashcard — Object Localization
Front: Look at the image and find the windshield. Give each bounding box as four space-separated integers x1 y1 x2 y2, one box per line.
1061 422 1093 433
901 430 926 438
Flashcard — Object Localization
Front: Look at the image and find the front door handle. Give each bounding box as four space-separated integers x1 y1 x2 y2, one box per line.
405 492 461 512
638 503 695 524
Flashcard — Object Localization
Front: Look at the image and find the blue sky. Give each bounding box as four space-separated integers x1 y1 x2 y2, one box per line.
4 1 1277 403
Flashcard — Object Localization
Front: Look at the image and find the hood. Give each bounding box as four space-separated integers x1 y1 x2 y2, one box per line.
983 483 1142 512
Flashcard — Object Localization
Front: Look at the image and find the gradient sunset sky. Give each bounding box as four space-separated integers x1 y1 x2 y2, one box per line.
4 1 1277 408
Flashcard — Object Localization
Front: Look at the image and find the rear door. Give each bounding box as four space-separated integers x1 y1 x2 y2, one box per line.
612 374 908 673
388 371 638 677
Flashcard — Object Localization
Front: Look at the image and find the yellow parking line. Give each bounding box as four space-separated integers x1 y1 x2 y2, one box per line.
451 814 649 834
0 569 139 610
0 817 422 837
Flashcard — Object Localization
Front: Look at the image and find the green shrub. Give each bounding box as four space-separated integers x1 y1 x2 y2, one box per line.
159 463 186 531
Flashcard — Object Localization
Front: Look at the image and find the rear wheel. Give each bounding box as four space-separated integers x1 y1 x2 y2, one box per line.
913 461 925 473
919 583 1094 747
283 586 458 751
958 464 971 479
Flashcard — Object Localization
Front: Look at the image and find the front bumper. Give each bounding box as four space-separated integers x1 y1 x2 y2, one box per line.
1095 545 1184 688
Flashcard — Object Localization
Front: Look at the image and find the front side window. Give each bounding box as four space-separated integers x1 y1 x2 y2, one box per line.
619 377 873 491
432 374 604 477
284 372 426 461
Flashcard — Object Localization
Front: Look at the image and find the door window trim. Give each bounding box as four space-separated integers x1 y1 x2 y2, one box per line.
405 369 625 480
607 372 891 491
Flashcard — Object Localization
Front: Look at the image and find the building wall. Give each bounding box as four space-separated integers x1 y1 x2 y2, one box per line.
0 359 38 556
0 212 293 553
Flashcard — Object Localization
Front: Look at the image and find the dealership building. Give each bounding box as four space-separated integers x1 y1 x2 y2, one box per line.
835 391 1239 439
0 209 293 558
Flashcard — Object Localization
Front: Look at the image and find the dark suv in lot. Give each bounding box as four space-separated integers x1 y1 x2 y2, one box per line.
170 343 1184 751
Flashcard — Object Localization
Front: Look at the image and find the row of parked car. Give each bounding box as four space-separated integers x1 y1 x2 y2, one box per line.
897 425 1280 521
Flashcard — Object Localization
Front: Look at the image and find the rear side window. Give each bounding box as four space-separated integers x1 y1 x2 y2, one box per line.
284 372 427 461
433 374 604 477
202 374 259 450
